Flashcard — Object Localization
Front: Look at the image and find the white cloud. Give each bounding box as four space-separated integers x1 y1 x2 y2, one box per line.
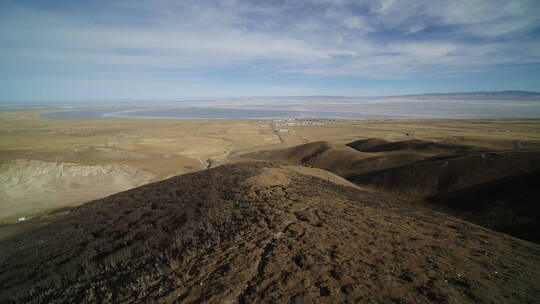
0 0 539 81
361 0 540 38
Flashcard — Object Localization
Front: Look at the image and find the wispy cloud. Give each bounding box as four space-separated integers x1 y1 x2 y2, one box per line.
0 0 539 98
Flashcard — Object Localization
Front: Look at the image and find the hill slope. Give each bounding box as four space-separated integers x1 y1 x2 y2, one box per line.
236 139 540 243
1 162 539 303
348 150 540 200
237 141 428 177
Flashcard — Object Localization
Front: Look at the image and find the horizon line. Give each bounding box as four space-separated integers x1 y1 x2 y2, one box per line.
2 90 540 103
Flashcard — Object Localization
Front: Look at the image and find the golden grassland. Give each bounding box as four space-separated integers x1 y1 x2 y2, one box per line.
1 109 540 224
0 110 280 175
2 110 540 168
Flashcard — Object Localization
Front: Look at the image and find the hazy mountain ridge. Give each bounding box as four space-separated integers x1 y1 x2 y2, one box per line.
233 91 540 100
4 91 540 107
398 90 540 100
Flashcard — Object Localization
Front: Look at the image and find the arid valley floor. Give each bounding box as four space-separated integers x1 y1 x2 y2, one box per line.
2 110 540 225
1 110 540 303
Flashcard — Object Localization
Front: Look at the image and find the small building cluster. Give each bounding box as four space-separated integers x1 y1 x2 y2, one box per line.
270 119 326 127
259 119 327 135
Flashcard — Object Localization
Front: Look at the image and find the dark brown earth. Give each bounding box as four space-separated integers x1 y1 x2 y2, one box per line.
346 138 390 152
424 170 540 243
347 138 476 154
347 149 540 244
239 139 540 244
1 162 539 303
238 141 428 178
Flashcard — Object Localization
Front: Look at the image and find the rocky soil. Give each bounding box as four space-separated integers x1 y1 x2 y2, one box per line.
0 162 539 303
240 139 540 244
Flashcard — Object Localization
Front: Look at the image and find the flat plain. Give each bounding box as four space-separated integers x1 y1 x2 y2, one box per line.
1 109 540 224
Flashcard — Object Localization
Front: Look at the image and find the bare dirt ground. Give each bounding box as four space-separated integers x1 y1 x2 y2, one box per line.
1 162 539 304
237 137 540 244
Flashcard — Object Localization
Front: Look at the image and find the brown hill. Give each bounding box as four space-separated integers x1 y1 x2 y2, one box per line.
348 150 540 200
424 170 540 243
352 139 477 154
233 139 540 244
238 141 426 177
1 162 539 303
236 141 340 165
348 150 540 243
345 138 390 152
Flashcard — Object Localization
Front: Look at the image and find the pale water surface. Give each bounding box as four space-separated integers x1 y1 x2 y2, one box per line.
11 98 540 119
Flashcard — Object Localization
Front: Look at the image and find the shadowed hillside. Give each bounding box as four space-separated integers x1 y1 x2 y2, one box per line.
348 139 478 154
348 150 540 200
425 171 540 243
238 141 428 177
1 162 539 303
346 138 390 151
235 139 540 243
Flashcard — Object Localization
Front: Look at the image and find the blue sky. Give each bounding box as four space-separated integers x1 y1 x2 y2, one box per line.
1 0 540 100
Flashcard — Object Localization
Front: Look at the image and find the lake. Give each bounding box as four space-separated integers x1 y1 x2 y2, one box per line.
37 98 540 120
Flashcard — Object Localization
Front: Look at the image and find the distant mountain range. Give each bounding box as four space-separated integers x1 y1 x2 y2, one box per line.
252 91 540 100
398 90 540 100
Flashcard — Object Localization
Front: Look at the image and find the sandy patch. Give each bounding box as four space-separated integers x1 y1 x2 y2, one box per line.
0 159 156 223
